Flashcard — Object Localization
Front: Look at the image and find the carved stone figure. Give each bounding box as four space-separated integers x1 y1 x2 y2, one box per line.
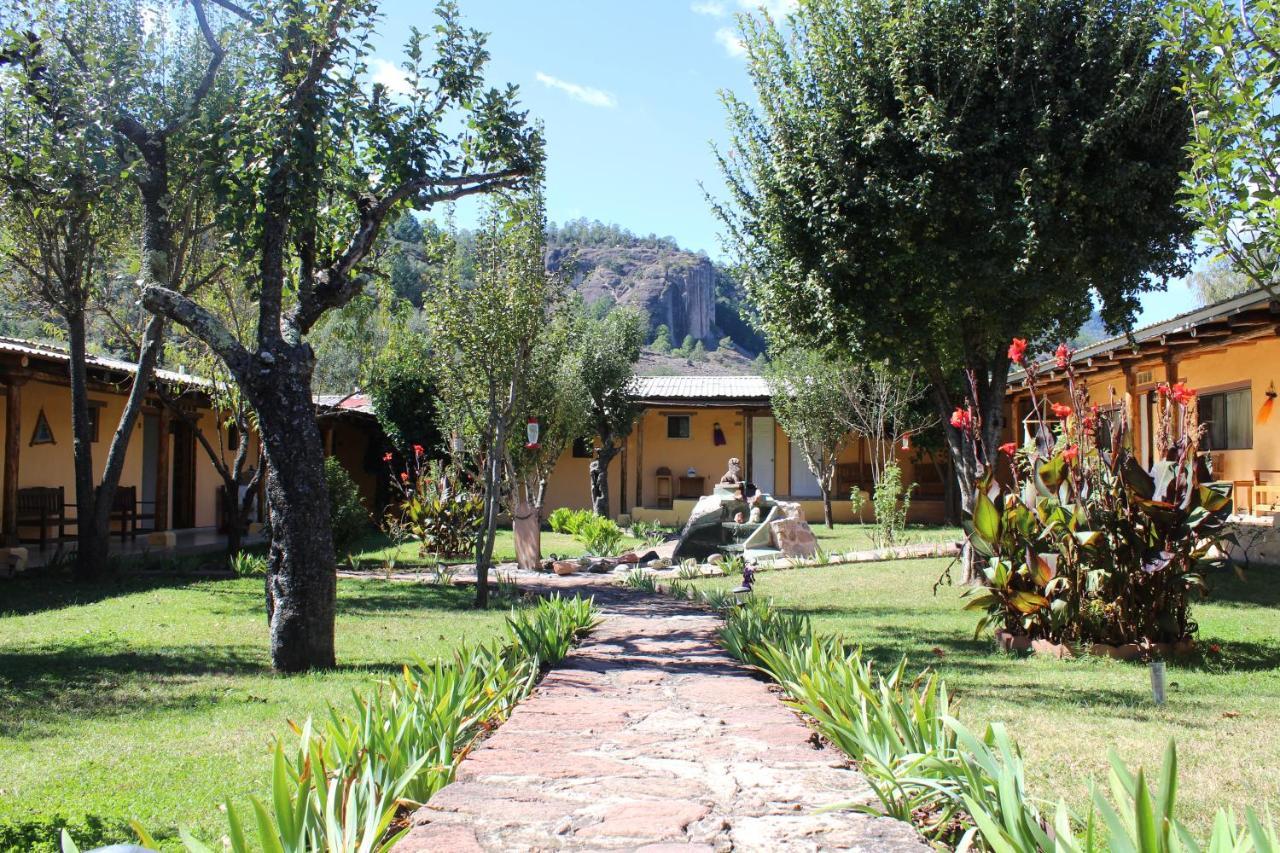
719 457 742 485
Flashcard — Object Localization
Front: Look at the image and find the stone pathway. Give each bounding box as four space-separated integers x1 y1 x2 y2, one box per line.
396 579 926 852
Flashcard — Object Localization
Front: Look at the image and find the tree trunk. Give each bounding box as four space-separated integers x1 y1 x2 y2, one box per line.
66 310 104 581
821 486 833 529
251 352 336 672
474 423 506 609
592 440 619 517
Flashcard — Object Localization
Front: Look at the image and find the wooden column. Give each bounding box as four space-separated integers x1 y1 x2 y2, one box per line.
154 407 170 531
3 378 23 545
619 436 629 516
633 413 644 509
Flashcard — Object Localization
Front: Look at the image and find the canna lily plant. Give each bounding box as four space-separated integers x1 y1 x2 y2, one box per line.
958 340 1235 648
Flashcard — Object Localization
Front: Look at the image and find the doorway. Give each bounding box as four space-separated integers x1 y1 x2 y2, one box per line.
171 419 197 529
789 441 822 497
750 415 775 495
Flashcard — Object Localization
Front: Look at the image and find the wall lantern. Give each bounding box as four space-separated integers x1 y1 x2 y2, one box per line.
525 417 540 450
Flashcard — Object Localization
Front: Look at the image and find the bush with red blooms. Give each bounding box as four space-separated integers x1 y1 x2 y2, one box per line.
384 448 483 558
956 341 1235 648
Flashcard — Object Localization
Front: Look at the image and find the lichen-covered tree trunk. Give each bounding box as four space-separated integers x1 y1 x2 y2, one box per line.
252 350 336 672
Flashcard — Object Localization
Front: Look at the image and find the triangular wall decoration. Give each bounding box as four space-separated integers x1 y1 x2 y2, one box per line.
30 408 55 445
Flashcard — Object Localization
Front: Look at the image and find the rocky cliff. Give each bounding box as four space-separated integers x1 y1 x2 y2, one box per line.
546 243 718 345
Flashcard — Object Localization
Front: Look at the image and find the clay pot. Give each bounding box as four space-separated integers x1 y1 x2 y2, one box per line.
1031 638 1075 659
1088 639 1196 660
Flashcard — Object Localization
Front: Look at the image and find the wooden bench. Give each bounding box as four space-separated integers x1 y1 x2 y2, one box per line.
1254 469 1280 515
16 486 70 551
110 485 154 542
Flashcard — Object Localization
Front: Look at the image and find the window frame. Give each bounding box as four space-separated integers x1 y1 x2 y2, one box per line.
666 414 691 440
1199 384 1252 451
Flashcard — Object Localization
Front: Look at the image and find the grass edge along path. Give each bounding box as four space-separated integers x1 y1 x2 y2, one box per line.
62 594 601 853
714 595 1280 851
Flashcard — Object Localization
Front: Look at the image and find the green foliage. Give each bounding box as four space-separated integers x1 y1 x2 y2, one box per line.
1170 0 1280 299
548 507 578 535
721 597 1280 849
229 552 268 578
651 324 673 353
367 330 442 455
135 594 598 852
324 458 370 553
574 513 625 556
870 463 914 548
505 594 601 666
629 519 671 546
676 334 697 357
387 458 484 558
960 354 1234 646
621 569 659 593
0 814 133 853
764 348 849 508
542 508 624 555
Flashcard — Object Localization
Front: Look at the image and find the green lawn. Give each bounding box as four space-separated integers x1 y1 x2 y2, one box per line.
808 522 962 554
342 527 645 569
0 575 509 849
695 558 1280 835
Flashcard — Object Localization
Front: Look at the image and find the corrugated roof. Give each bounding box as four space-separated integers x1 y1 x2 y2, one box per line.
1010 287 1279 381
0 335 210 387
314 392 374 414
631 374 769 401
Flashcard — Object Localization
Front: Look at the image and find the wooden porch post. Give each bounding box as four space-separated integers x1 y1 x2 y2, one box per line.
3 378 23 545
155 407 170 531
633 412 644 510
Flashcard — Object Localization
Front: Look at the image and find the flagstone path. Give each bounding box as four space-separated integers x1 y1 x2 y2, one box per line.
395 578 926 852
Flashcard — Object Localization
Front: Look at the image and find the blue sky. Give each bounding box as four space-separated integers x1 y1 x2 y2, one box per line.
372 0 1200 327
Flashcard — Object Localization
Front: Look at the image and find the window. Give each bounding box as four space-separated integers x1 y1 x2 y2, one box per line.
572 436 593 458
1200 387 1252 451
666 415 691 439
87 401 106 443
29 409 55 445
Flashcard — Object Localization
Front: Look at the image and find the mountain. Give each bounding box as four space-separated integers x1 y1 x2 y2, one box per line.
545 219 765 374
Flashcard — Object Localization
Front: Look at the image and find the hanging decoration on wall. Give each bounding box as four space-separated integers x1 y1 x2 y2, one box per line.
29 408 54 445
1259 381 1277 425
712 422 726 446
525 417 540 449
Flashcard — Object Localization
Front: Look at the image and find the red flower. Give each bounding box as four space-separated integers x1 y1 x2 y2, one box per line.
1054 343 1071 369
382 452 393 462
1082 415 1096 434
1170 382 1196 405
999 442 1017 456
1007 338 1028 365
400 472 409 482
950 407 973 430
413 444 424 457
1061 445 1079 462
1157 384 1170 397
1050 402 1073 419
1209 643 1222 655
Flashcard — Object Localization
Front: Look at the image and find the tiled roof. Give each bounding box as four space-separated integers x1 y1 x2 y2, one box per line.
0 335 210 387
314 392 374 414
631 375 770 401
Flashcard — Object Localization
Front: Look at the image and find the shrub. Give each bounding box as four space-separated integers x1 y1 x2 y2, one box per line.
620 569 658 593
630 519 670 546
547 506 578 534
229 551 268 577
959 342 1235 647
1 815 134 853
386 456 484 557
870 462 913 548
325 457 371 552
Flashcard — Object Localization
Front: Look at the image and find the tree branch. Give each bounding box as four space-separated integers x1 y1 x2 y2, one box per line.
141 284 251 378
285 169 527 335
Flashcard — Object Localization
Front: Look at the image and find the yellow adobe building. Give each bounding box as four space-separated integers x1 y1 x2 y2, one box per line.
1004 288 1280 516
542 375 949 526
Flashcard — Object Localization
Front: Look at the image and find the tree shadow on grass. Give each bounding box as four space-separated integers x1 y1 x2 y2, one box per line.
0 574 209 619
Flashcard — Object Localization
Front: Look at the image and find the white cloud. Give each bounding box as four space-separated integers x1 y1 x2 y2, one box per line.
370 59 414 96
714 27 747 58
691 1 728 15
738 0 797 15
535 72 617 109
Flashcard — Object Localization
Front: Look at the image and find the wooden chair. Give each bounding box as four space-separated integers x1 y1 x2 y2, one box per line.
16 486 69 551
1254 469 1280 514
110 485 141 542
1232 480 1256 515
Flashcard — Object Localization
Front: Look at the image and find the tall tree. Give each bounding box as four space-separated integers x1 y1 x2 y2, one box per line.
1172 0 1279 296
576 305 645 517
713 0 1194 554
0 0 227 578
764 348 849 528
139 1 541 669
425 190 561 607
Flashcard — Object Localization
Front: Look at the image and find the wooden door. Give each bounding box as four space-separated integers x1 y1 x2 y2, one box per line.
171 419 197 529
